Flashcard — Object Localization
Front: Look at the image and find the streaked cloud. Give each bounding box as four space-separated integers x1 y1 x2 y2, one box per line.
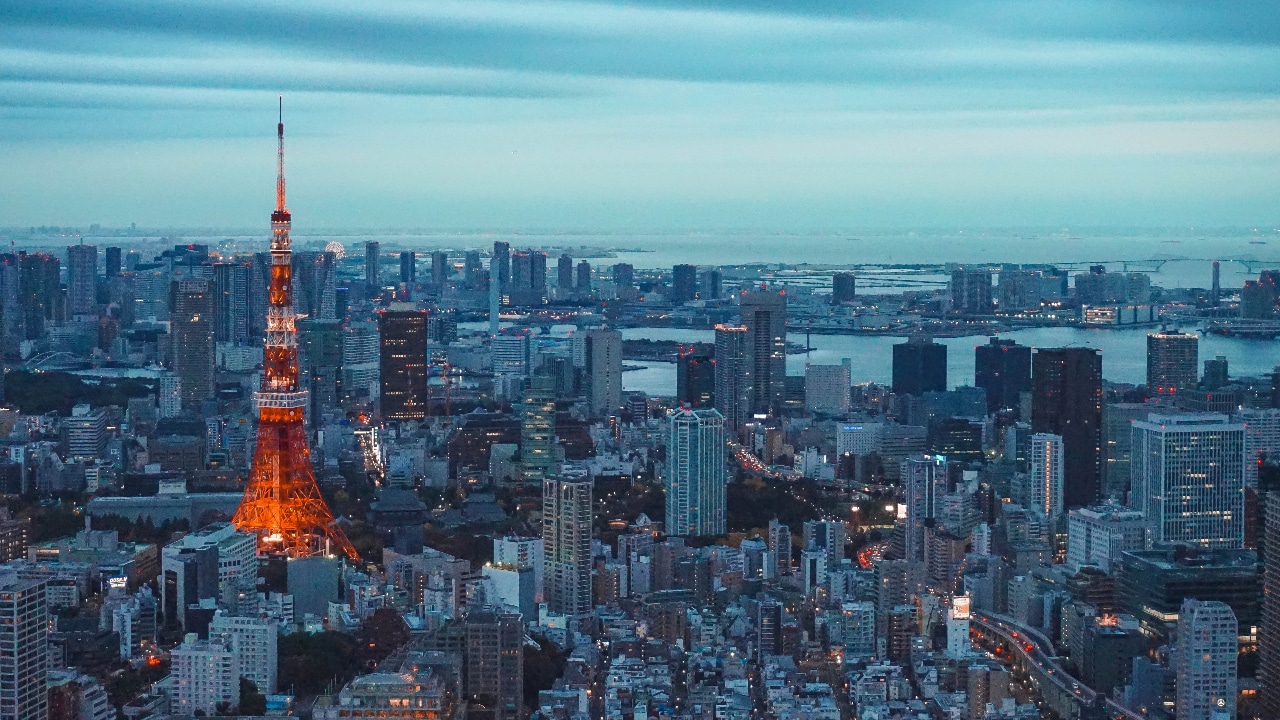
0 0 1277 228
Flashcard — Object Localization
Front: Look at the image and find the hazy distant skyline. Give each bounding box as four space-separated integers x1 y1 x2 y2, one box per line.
3 0 1280 230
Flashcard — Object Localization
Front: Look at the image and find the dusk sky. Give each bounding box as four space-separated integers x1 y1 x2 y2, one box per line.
3 0 1279 230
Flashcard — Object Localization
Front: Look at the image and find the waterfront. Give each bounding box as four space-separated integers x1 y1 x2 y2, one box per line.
621 326 1279 397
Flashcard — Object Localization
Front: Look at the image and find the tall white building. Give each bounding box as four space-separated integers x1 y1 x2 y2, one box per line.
804 363 851 415
210 612 278 694
0 574 48 720
1176 599 1237 720
342 321 380 400
665 408 727 537
1240 407 1280 487
1066 504 1148 572
1028 433 1064 521
902 455 948 563
1131 414 1245 549
171 633 239 716
542 473 593 616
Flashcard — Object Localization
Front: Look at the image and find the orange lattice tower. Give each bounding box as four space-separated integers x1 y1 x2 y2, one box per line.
232 99 357 559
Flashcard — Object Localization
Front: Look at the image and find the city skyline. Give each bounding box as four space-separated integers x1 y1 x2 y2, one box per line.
4 1 1280 229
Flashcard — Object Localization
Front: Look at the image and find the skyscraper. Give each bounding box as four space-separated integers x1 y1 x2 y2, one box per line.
739 288 787 414
431 251 449 290
19 252 59 339
1028 433 1064 521
831 272 856 305
0 574 48 720
400 251 416 284
665 408 727 537
1032 347 1102 509
105 246 122 278
1175 599 1237 720
520 375 557 480
292 252 337 319
576 260 591 292
171 279 215 412
493 241 511 290
212 262 250 345
557 254 574 291
379 309 429 421
585 329 622 418
671 264 698 302
465 609 524 720
364 241 380 296
902 454 947 563
543 473 593 616
974 337 1031 415
950 266 993 314
676 349 715 408
713 324 750 430
700 268 723 300
1146 329 1199 394
612 263 634 299
892 336 947 396
1131 413 1245 548
66 243 97 316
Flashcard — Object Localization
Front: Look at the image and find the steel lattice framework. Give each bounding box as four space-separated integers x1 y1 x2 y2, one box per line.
232 99 358 559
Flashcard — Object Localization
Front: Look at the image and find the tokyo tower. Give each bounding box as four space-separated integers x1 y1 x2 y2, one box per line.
232 99 358 559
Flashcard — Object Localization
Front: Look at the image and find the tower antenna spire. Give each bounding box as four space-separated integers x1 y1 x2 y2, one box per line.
276 95 286 213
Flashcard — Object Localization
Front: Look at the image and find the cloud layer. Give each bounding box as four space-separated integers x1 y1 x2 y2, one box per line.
1 0 1278 229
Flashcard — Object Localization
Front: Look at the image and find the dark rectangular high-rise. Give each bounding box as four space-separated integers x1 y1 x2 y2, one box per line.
493 241 511 289
671 264 698 302
465 609 524 720
576 260 591 292
832 272 856 305
364 241 380 296
975 337 1031 415
892 337 947 396
1147 330 1198 394
1032 347 1102 508
557 254 574 291
399 251 416 284
677 349 715 408
212 262 250 345
950 267 993 314
431 251 449 290
739 289 787 415
378 309 429 421
105 247 122 277
171 279 215 413
66 244 98 317
19 252 59 339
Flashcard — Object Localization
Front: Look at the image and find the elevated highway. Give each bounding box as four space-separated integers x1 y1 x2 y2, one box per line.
970 610 1144 720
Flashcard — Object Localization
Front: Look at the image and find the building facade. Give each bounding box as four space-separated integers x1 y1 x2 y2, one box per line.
665 408 727 537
